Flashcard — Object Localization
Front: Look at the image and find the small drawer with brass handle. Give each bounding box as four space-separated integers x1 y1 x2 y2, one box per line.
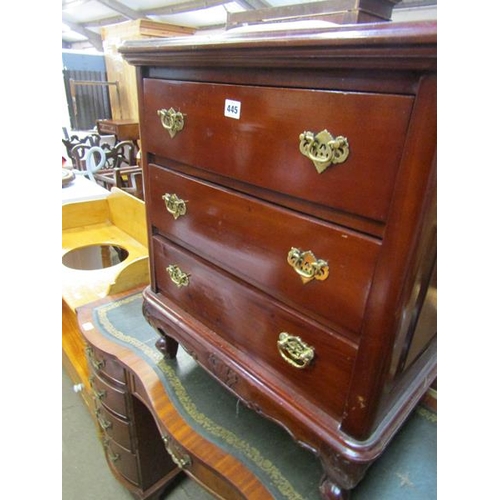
95 408 112 431
90 372 129 418
89 376 106 401
157 107 185 138
84 344 126 384
162 193 187 220
96 403 134 451
102 437 139 485
277 332 315 369
103 437 120 462
85 346 104 371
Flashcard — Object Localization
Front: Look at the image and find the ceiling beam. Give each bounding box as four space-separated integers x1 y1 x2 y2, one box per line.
85 16 128 28
62 13 104 51
96 0 144 20
143 0 230 16
395 0 436 7
62 0 93 9
80 0 231 30
235 0 270 9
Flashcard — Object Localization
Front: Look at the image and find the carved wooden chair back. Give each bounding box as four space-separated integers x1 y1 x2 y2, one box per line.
62 133 101 159
106 140 137 169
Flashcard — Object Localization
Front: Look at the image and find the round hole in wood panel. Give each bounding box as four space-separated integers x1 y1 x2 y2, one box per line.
62 244 129 270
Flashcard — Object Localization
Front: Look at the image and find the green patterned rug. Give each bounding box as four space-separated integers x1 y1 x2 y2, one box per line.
93 292 437 500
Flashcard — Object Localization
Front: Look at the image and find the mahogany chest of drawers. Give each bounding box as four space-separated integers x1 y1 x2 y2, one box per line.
121 20 437 499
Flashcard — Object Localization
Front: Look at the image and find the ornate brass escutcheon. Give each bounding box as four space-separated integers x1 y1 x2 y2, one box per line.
299 129 350 173
277 332 315 369
162 193 187 220
163 435 192 469
166 264 190 288
157 107 185 138
287 247 329 284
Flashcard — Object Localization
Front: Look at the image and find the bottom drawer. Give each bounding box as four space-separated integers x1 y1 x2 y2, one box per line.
153 235 356 419
103 437 139 486
95 402 133 452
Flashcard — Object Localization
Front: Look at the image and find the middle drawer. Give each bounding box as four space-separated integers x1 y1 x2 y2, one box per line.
90 371 129 419
149 164 380 335
95 402 134 452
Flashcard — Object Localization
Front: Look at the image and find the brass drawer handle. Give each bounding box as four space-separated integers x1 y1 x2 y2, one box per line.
157 108 185 138
103 438 120 462
95 409 112 430
162 193 187 220
299 129 349 173
85 346 105 371
89 377 106 400
287 247 329 284
166 264 190 288
277 332 315 369
163 434 192 469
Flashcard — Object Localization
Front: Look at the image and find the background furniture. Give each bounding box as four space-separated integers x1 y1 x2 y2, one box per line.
66 138 143 199
97 119 140 145
62 189 149 396
62 132 101 160
121 20 436 499
101 20 194 122
69 139 137 170
93 166 144 201
226 0 405 28
82 298 181 500
77 290 279 500
76 289 436 500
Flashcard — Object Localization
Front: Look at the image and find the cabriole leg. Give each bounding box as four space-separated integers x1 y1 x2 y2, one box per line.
319 475 351 500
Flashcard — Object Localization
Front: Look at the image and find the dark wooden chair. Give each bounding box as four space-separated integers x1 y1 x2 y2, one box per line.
93 167 144 200
104 140 137 168
62 133 102 159
69 142 143 200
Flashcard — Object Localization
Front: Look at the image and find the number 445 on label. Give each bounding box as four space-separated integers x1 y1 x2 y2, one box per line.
224 99 241 120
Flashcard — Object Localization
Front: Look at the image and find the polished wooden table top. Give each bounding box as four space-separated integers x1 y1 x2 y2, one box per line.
97 119 139 142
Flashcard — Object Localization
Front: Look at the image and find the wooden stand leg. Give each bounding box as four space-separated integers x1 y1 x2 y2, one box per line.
317 447 372 500
155 335 179 359
143 299 179 359
319 475 351 500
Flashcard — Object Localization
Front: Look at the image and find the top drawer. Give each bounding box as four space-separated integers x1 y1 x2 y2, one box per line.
143 79 414 222
86 345 126 385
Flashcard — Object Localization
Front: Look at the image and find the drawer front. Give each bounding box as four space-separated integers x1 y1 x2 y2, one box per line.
149 165 379 334
153 235 356 418
86 345 126 385
143 78 413 221
95 402 134 452
90 372 129 418
103 437 139 486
